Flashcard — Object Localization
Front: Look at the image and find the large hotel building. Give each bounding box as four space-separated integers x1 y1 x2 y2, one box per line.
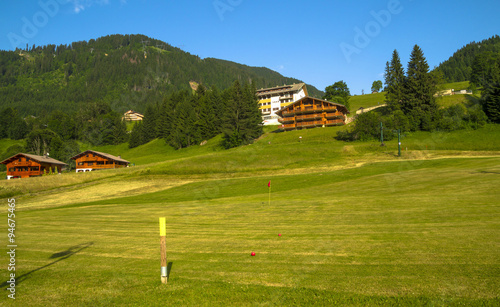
256 83 308 125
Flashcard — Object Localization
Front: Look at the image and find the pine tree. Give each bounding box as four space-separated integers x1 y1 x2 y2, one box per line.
384 50 405 111
222 81 262 149
207 85 226 134
142 104 159 142
157 96 174 141
193 85 217 141
402 45 438 130
129 121 144 148
241 82 263 141
482 82 500 123
222 81 245 149
111 115 128 145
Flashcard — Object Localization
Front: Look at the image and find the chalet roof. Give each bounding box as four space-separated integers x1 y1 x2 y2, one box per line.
256 83 306 96
124 110 144 116
70 150 130 164
275 96 350 116
0 153 67 166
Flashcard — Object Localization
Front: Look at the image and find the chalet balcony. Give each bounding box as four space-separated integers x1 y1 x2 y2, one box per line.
296 120 324 128
324 112 344 119
295 114 322 121
325 119 344 126
78 157 102 162
10 161 36 167
280 124 296 131
278 117 294 123
283 105 338 115
76 162 127 169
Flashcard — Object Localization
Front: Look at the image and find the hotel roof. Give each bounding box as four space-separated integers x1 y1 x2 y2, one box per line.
256 83 306 96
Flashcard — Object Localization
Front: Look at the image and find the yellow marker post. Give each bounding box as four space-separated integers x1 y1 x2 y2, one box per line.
159 217 167 284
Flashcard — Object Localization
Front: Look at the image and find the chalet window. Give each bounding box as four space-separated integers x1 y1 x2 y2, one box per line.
97 161 104 165
88 162 93 166
86 154 89 157
19 158 22 162
106 161 113 165
9 168 14 172
78 162 84 166
30 167 39 171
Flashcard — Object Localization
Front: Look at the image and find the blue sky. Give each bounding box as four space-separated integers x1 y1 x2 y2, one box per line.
1 0 499 94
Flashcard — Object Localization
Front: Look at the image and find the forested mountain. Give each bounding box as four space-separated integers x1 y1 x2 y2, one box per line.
0 34 323 116
437 35 500 82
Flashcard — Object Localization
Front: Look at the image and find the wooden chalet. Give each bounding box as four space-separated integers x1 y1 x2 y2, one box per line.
276 96 350 131
71 150 130 173
122 110 144 121
1 153 67 180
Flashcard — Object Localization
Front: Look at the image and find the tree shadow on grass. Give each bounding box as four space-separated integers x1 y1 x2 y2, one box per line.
1 242 94 288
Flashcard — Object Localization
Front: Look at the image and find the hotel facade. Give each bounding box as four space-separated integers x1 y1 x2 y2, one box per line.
256 83 308 125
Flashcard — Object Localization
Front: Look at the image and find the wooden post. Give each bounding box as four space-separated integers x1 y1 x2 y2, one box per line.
159 217 167 284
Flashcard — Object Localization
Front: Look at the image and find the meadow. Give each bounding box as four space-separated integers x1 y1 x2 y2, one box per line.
1 122 499 305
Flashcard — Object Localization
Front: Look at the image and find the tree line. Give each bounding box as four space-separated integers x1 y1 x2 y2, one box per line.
0 80 263 171
337 45 490 141
0 102 127 170
437 35 500 83
129 81 262 150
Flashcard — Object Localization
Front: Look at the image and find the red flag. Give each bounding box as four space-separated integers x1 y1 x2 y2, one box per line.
268 180 271 188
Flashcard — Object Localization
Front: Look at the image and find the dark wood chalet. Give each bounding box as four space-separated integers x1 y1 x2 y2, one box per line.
1 153 67 180
276 96 350 131
71 150 130 172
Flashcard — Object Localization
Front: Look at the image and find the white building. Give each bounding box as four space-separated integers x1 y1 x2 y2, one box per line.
256 83 308 125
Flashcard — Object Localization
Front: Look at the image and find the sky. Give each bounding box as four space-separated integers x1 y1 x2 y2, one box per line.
1 0 499 95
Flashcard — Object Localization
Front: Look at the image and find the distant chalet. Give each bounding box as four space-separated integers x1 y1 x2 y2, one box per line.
71 150 130 173
276 96 349 131
257 83 308 125
123 110 144 121
1 153 67 180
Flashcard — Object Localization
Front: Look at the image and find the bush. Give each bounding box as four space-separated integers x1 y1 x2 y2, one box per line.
437 102 487 131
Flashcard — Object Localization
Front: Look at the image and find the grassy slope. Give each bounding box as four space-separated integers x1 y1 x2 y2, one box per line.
0 139 25 156
348 81 473 113
1 123 499 305
349 92 386 113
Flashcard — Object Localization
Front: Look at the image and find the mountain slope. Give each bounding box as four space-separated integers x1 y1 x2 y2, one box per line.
0 34 323 115
437 35 500 82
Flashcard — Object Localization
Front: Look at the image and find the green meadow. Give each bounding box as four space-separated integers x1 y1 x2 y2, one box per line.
1 123 500 305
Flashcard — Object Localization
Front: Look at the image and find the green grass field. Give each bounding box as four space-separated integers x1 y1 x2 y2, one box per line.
349 92 386 113
438 81 470 91
1 123 499 305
